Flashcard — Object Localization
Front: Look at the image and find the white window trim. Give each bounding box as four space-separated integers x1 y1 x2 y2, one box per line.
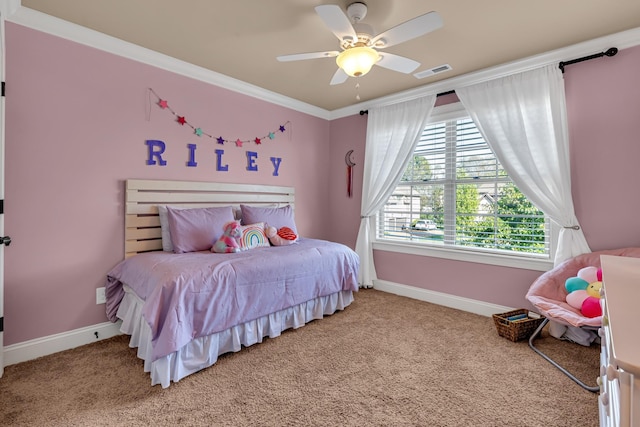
372 102 557 272
373 240 554 272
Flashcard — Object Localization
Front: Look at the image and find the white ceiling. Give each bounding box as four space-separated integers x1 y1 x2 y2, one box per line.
18 0 640 111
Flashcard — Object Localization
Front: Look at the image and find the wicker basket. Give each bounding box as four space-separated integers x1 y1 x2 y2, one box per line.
492 309 545 342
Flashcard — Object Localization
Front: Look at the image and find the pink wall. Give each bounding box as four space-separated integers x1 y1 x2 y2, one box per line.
565 44 640 250
328 45 640 310
6 20 640 347
4 23 331 345
327 114 366 248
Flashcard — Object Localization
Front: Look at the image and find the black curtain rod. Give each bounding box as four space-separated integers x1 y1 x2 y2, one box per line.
359 90 455 115
359 48 618 116
559 47 618 73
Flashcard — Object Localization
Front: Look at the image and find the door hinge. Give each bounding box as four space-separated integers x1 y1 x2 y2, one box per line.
0 317 3 333
0 199 3 214
1 81 4 97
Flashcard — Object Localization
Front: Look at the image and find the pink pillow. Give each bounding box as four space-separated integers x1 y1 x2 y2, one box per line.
240 204 297 234
167 206 234 253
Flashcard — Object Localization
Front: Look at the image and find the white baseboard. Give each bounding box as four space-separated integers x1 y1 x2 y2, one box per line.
2 283 508 368
373 279 514 317
3 321 123 367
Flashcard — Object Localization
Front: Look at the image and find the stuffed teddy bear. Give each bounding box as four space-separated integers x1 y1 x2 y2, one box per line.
564 266 603 318
212 221 243 253
265 224 298 246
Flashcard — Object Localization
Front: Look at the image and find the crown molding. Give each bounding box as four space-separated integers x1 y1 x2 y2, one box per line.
0 0 20 18
6 5 331 120
5 4 640 121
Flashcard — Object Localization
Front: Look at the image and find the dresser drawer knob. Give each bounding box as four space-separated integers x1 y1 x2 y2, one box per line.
606 364 619 380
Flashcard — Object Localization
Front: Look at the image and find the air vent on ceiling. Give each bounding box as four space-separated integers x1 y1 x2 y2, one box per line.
413 64 452 79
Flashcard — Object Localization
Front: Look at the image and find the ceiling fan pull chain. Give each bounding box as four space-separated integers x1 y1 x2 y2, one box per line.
355 82 361 101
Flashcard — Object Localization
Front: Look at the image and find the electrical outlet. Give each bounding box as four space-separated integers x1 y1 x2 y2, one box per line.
96 287 106 304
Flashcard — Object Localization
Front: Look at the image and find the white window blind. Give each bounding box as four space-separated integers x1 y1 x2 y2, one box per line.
377 117 550 258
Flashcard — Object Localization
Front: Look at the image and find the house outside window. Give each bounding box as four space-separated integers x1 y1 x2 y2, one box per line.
375 103 554 270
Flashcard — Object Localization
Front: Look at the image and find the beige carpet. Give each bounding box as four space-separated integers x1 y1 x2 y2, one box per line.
0 289 599 426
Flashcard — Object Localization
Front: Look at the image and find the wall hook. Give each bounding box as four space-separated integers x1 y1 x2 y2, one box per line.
345 150 356 197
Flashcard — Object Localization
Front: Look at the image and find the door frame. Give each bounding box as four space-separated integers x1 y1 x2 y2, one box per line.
0 0 20 377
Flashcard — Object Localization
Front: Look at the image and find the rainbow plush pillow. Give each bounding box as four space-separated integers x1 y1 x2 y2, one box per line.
238 222 270 250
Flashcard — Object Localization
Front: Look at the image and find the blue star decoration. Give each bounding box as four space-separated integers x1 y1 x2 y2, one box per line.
279 125 286 132
217 136 225 145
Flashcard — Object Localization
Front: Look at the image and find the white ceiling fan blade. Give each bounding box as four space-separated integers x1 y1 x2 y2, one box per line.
330 68 349 85
277 51 339 62
315 5 358 44
376 53 421 74
371 11 443 48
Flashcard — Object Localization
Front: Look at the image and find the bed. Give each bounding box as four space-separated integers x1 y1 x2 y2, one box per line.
105 179 359 388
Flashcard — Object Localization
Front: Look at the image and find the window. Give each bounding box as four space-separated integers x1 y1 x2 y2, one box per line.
376 104 551 265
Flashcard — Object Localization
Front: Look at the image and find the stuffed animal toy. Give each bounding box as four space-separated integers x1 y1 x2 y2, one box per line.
212 221 243 253
564 266 603 318
265 224 298 246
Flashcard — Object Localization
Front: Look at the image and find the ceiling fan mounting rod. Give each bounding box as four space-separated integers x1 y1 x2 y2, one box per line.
347 2 368 23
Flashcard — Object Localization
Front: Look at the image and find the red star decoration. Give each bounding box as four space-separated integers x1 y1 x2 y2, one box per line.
177 116 186 125
235 139 243 147
254 137 262 145
158 99 169 109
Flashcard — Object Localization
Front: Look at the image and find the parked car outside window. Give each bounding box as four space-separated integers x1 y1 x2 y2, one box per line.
413 220 437 230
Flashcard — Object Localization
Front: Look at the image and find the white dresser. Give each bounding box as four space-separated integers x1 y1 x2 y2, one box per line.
599 255 640 427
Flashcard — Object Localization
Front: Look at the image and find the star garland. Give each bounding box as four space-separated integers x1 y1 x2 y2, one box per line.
148 88 290 147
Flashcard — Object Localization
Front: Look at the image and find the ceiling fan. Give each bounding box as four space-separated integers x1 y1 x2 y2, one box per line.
276 2 443 85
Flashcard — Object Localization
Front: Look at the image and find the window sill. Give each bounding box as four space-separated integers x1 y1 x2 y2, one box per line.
373 240 553 272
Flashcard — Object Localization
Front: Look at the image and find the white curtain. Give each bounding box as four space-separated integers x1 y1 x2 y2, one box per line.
355 95 436 287
455 65 590 265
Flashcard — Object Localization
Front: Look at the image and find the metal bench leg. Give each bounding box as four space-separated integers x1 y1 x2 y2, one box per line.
528 318 599 393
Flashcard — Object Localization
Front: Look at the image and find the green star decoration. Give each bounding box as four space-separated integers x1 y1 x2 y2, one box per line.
268 132 275 140
195 128 203 137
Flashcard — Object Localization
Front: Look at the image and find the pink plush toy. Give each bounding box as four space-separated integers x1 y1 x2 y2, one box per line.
265 224 298 246
212 221 243 253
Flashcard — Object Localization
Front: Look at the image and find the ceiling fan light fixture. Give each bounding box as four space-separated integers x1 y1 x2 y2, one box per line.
336 46 379 77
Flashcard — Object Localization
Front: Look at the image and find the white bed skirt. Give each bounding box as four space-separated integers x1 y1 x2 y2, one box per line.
116 286 354 388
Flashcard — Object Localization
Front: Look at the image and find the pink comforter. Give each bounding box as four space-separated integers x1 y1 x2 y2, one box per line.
105 238 359 361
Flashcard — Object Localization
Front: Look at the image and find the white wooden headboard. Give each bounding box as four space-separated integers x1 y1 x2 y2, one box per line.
125 179 295 258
